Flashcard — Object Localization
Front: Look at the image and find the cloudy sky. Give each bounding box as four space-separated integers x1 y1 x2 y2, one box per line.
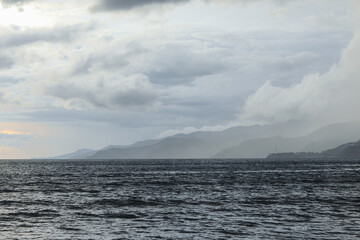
0 0 359 158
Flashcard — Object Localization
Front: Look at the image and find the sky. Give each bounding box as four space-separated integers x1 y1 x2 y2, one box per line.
0 0 359 158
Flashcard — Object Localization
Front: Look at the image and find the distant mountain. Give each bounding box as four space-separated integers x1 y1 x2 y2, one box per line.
87 121 315 159
50 121 360 160
267 140 360 159
100 139 163 151
214 122 360 158
89 137 219 159
45 139 162 159
49 148 96 159
322 140 360 158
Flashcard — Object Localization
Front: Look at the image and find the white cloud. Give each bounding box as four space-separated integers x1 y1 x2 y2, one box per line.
237 32 360 125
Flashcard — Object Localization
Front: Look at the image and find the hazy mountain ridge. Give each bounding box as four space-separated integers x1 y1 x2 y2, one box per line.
87 121 317 159
49 121 360 159
215 122 360 158
88 137 220 159
48 148 96 159
47 139 163 159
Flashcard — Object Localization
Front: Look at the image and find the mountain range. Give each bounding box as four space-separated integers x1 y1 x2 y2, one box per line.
48 121 360 159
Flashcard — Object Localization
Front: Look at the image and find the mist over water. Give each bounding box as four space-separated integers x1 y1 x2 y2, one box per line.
0 159 359 239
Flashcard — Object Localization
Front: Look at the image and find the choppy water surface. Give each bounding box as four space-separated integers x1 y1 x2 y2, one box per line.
0 159 359 239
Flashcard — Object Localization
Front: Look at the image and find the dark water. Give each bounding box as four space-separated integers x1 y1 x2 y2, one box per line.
0 159 359 239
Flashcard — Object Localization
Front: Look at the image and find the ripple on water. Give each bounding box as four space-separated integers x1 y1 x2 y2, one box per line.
0 159 358 239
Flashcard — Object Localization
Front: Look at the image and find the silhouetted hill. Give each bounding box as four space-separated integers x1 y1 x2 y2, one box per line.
322 140 360 158
268 140 360 159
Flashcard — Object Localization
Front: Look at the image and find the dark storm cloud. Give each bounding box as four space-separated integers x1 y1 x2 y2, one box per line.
90 0 189 12
0 55 14 69
0 23 95 48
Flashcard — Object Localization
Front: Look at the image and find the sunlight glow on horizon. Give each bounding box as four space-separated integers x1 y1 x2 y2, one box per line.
0 129 32 135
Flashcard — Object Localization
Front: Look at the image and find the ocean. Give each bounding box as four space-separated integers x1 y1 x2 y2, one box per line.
0 159 359 239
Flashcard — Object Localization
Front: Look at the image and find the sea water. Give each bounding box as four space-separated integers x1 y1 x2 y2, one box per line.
0 159 359 239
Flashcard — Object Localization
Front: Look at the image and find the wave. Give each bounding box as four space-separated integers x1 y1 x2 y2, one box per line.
7 209 60 218
91 198 161 207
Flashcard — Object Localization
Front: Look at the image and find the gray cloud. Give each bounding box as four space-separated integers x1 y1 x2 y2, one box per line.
70 40 146 75
146 44 226 85
3 28 350 130
0 23 95 48
0 54 13 69
70 48 141 75
42 75 158 109
0 76 22 86
90 0 189 12
71 54 128 76
70 39 226 85
90 0 293 12
0 0 35 7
